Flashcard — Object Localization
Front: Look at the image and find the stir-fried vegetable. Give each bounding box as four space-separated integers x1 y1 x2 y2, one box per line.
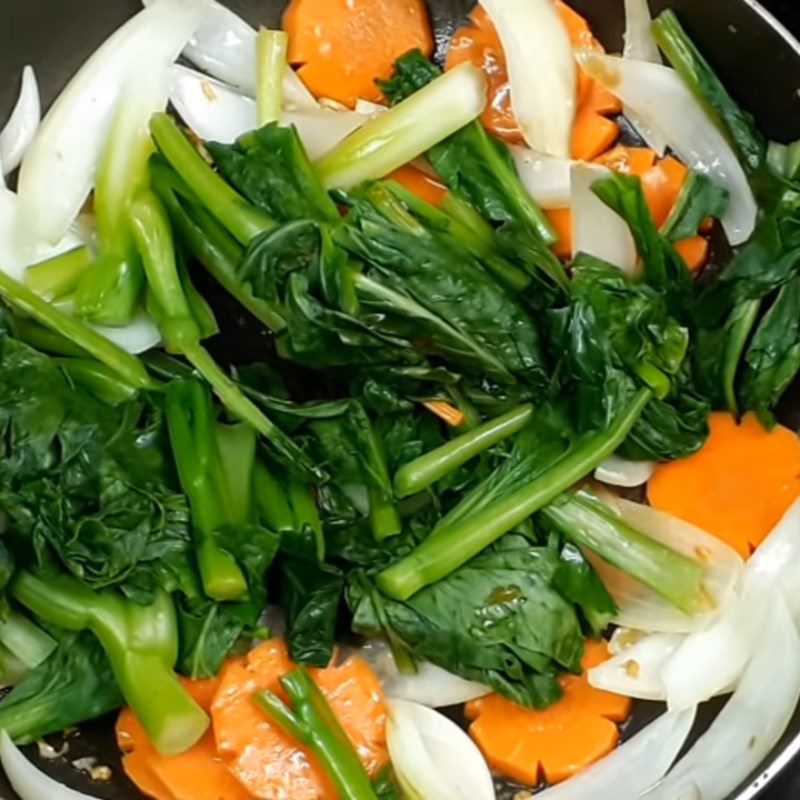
0 66 40 178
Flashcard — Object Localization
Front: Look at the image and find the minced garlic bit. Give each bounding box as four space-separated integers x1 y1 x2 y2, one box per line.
624 659 641 678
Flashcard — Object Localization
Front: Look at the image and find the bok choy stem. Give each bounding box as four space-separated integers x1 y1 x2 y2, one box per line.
253 667 379 800
24 246 93 300
165 379 249 601
0 270 157 390
0 611 56 671
394 404 534 498
378 389 652 599
256 29 288 127
540 491 706 614
12 571 208 756
149 112 275 245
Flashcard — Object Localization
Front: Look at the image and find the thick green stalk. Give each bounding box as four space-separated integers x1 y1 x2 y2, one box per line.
254 462 295 531
0 270 156 390
25 247 93 300
287 477 325 561
12 571 208 755
165 380 248 601
0 610 56 670
215 423 257 527
254 667 379 800
378 389 652 599
257 29 288 126
150 160 286 332
722 299 761 416
541 492 705 614
394 404 534 498
0 643 28 687
56 359 138 406
149 113 275 245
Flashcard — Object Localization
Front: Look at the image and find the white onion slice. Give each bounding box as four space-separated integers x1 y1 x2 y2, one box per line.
509 146 572 210
481 0 576 158
355 639 490 707
642 593 800 800
533 707 696 800
623 0 661 64
586 499 744 635
747 496 800 622
572 163 638 273
0 730 97 800
594 455 655 488
169 66 368 159
91 310 162 355
18 0 205 245
143 0 317 109
354 99 388 117
386 698 495 800
0 66 41 178
576 52 757 245
589 631 682 701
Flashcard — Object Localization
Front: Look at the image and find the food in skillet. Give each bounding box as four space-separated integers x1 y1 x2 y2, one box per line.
0 0 799 798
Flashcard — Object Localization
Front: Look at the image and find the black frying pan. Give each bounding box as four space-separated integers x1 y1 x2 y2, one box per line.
1 1 799 798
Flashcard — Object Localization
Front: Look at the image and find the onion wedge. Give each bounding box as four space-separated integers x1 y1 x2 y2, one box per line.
143 0 317 108
0 66 41 178
572 164 638 273
595 456 655 488
169 66 368 159
0 730 97 800
18 0 205 245
510 146 572 210
481 0 576 158
576 52 757 245
533 707 696 800
585 499 744 635
386 698 495 800
642 594 800 800
355 639 490 708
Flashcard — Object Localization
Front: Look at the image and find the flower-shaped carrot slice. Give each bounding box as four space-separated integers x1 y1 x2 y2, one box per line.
648 412 800 558
465 640 632 787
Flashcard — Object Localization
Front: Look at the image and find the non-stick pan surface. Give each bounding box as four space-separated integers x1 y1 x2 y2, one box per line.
1 1 799 798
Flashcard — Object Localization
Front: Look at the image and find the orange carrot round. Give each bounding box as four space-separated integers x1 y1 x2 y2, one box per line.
466 641 632 786
212 639 388 800
648 413 800 558
674 235 710 273
283 0 434 107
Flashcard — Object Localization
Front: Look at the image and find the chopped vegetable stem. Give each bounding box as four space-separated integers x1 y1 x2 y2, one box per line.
257 29 289 127
378 389 652 599
25 246 93 300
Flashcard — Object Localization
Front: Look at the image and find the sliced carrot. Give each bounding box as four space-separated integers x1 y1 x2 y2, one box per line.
545 208 573 260
674 235 710 273
423 400 467 428
118 676 253 800
648 413 800 558
212 639 388 800
387 165 447 207
466 641 632 787
572 109 620 162
283 0 434 107
584 81 623 116
120 750 176 800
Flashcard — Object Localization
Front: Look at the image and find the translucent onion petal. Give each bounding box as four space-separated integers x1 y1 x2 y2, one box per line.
594 455 655 488
91 309 162 355
169 66 368 159
533 707 696 800
18 0 205 245
577 52 757 245
144 0 317 108
386 698 495 800
0 730 97 800
642 593 800 800
0 66 41 177
509 145 572 210
572 163 638 273
585 499 744 634
623 0 661 63
481 0 576 158
355 639 490 707
589 630 682 701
